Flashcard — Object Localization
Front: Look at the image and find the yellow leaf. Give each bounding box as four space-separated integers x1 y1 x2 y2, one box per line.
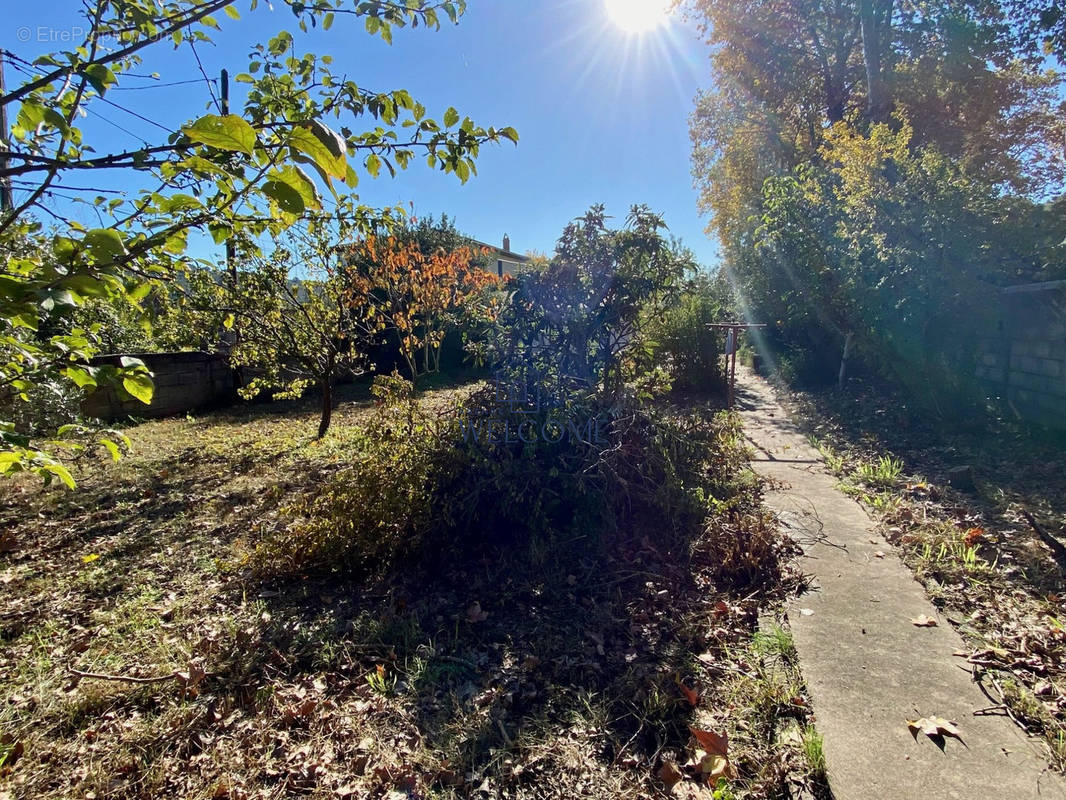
81 553 99 564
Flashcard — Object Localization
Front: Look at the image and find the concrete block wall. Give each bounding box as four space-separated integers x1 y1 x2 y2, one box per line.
81 351 236 421
976 282 1066 429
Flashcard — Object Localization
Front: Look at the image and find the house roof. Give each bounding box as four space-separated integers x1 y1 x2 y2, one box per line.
467 238 531 263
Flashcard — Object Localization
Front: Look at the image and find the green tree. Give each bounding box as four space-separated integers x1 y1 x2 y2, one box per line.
198 204 388 438
0 0 517 485
687 0 1065 400
754 119 1055 408
481 205 690 404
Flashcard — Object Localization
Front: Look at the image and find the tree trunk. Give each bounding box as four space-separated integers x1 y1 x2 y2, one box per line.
317 353 335 439
859 0 889 123
838 331 854 389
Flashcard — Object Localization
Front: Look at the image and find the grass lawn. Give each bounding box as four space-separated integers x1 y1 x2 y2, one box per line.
0 379 821 800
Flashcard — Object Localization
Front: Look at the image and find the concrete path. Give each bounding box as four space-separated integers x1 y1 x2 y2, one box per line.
736 369 1066 800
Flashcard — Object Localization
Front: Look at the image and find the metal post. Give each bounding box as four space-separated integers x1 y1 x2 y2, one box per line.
220 68 236 287
707 322 767 410
729 325 738 409
0 55 12 214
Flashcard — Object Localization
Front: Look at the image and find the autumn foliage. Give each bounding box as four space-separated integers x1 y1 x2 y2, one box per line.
342 235 499 381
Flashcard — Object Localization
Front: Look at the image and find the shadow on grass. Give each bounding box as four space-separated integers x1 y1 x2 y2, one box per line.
785 375 1066 590
0 385 814 799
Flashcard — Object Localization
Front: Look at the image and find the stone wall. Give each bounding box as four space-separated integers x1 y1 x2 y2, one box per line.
81 351 236 421
976 281 1066 429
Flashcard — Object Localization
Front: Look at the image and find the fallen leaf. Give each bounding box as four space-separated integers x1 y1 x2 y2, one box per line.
689 726 728 757
799 608 814 616
874 551 886 559
911 615 938 627
697 752 734 782
658 759 683 789
907 715 964 750
175 659 207 694
675 676 700 707
465 602 488 623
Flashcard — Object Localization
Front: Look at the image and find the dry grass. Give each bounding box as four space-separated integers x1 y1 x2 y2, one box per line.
0 380 820 800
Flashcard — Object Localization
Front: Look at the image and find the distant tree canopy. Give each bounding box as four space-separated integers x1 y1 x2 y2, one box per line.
686 0 1066 404
0 0 517 485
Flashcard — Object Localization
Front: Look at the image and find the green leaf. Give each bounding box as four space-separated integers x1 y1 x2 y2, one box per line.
0 275 25 300
262 179 305 214
42 463 76 489
127 281 153 303
60 274 109 299
183 114 257 155
84 64 116 95
121 372 155 405
444 107 459 128
310 119 347 159
289 125 347 179
224 4 240 19
63 366 98 389
83 229 127 262
268 165 321 211
99 438 122 461
209 224 232 245
160 194 202 213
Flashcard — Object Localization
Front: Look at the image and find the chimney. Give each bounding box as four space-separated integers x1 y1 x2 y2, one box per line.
503 233 511 253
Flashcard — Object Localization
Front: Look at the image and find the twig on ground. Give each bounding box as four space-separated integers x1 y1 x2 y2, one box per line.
67 665 177 684
1020 509 1066 572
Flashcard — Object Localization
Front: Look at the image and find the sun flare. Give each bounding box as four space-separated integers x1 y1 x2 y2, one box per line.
604 0 671 33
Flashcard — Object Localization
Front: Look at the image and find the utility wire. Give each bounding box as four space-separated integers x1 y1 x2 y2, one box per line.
3 49 212 93
188 39 221 114
98 95 172 133
5 54 167 142
111 78 210 91
11 179 125 194
83 105 151 143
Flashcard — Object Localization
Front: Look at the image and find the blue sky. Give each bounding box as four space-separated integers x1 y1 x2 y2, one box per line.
5 1 719 267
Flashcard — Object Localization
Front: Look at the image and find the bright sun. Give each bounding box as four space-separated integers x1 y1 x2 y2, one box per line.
604 0 671 33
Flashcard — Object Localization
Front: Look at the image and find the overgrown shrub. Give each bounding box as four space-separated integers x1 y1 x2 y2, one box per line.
642 272 731 395
249 372 768 583
249 374 457 576
247 207 788 592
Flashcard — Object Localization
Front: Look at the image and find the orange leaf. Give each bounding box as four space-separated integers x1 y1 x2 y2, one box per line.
676 676 700 707
689 726 728 757
658 759 683 789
